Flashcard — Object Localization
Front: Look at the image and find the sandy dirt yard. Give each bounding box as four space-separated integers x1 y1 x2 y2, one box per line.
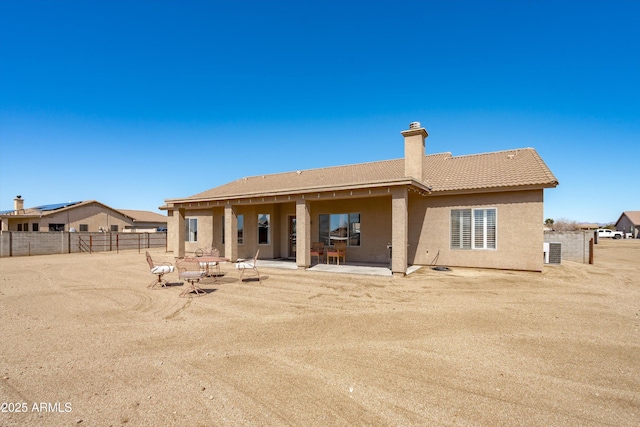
0 239 638 426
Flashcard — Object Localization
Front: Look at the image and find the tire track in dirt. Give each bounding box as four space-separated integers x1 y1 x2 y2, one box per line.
163 298 192 320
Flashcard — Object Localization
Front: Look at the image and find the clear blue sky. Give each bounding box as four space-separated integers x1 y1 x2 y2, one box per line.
1 0 638 223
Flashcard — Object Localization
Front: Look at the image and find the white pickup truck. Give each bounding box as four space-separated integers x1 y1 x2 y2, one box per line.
596 229 624 239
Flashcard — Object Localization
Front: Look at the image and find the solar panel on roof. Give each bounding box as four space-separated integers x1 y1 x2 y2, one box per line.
34 201 82 211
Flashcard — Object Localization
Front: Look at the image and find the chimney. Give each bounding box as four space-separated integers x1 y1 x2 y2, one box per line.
14 195 24 213
401 121 428 180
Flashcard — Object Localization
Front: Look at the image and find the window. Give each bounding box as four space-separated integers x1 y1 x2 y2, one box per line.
258 214 270 244
17 224 23 231
185 218 198 242
49 224 65 232
32 223 39 232
111 225 118 232
451 208 496 250
319 213 361 246
238 214 244 244
79 224 89 232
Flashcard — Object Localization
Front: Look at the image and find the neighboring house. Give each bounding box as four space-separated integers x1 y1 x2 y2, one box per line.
577 223 600 231
118 209 169 232
615 211 640 238
0 197 167 233
162 122 558 274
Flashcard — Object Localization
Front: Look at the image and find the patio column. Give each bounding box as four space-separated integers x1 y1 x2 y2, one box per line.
224 204 238 262
173 208 185 257
296 198 311 269
391 186 408 276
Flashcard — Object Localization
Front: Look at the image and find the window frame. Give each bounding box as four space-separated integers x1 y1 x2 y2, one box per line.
258 214 270 245
185 217 198 242
450 208 497 250
318 212 361 247
237 214 244 245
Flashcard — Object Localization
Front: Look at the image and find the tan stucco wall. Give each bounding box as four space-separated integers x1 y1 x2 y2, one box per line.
170 205 286 260
309 196 393 264
167 188 545 270
409 190 545 271
176 208 217 256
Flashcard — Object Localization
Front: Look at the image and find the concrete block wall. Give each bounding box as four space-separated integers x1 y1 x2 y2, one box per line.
544 231 591 264
0 231 166 257
0 231 70 256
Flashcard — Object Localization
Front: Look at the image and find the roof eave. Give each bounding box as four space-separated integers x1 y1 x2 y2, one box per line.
429 182 558 196
165 178 432 206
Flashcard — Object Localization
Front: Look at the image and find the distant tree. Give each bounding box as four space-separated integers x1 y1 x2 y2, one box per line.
553 218 580 231
545 218 554 226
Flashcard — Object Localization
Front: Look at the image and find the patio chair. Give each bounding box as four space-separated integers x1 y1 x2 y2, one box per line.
310 242 325 264
176 257 207 297
235 249 260 282
196 247 221 276
326 241 347 265
146 251 174 289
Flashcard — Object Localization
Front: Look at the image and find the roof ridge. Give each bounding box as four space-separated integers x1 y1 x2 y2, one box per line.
444 147 534 160
234 158 404 182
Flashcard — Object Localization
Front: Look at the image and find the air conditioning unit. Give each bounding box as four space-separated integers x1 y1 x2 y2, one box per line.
543 242 562 264
543 242 561 264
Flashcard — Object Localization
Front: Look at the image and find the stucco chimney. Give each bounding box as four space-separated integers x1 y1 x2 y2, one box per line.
401 121 428 181
14 195 24 213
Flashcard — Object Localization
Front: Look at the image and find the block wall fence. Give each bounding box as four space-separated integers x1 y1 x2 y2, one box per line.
0 231 166 257
543 231 591 264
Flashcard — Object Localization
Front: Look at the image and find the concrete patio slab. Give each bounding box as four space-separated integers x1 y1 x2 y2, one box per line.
255 258 421 277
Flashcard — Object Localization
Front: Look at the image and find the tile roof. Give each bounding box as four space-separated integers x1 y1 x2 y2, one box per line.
425 148 558 193
118 209 167 223
1 200 166 223
173 147 558 202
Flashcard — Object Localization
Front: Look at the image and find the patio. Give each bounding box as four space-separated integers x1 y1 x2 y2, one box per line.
257 258 422 277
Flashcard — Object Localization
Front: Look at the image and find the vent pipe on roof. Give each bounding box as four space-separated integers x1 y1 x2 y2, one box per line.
401 122 428 181
13 195 24 213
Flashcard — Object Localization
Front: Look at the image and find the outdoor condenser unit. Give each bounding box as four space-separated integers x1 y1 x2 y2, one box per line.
543 242 561 264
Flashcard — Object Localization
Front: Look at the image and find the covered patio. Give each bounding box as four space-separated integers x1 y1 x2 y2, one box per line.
164 125 430 277
256 258 423 277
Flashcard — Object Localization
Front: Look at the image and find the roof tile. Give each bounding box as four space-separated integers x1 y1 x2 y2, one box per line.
177 147 557 202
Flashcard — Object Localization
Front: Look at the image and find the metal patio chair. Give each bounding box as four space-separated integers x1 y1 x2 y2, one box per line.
146 251 174 289
235 249 260 282
176 257 207 297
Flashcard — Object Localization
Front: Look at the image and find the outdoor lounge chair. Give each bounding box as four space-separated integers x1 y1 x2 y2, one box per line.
310 241 324 264
176 257 207 297
326 241 347 265
235 249 260 282
146 251 174 289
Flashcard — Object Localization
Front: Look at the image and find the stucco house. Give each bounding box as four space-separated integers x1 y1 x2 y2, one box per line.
0 197 167 233
615 211 640 238
162 122 558 274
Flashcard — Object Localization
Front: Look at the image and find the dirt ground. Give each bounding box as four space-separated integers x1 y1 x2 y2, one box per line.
0 239 638 426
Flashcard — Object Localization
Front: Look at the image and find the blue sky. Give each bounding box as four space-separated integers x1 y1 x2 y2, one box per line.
1 0 638 223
